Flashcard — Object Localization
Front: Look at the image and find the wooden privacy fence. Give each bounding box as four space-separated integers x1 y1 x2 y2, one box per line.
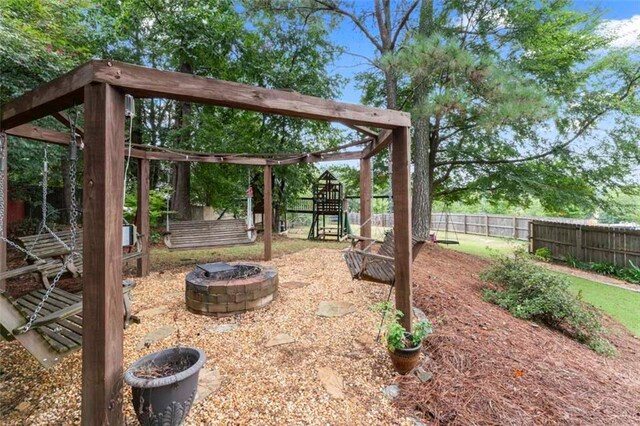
529 221 640 268
349 212 593 241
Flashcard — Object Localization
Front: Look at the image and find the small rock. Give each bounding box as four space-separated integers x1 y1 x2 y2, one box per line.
356 333 375 346
317 367 344 399
413 306 429 323
530 323 540 328
136 306 170 317
209 323 238 333
316 301 356 317
194 368 222 404
136 325 176 349
383 384 400 400
407 416 427 426
415 367 433 383
265 333 296 348
15 401 31 412
280 281 310 290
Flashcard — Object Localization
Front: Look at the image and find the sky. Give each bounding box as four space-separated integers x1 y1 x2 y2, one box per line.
326 0 640 105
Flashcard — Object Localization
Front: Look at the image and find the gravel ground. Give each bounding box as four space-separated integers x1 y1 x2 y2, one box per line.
0 248 413 425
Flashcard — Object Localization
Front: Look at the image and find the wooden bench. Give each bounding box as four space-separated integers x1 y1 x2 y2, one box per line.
343 232 427 285
14 229 143 286
164 218 255 250
0 280 137 368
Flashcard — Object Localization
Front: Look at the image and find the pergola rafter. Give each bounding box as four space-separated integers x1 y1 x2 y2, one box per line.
0 60 413 425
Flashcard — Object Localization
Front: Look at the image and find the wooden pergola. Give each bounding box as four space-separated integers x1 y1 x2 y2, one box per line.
0 60 412 424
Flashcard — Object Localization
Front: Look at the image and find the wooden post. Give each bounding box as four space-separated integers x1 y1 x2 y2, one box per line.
512 216 517 239
485 214 490 236
391 127 412 332
528 221 534 254
463 214 467 235
575 225 583 262
136 158 150 277
82 83 125 425
264 165 272 261
0 132 6 291
359 157 372 248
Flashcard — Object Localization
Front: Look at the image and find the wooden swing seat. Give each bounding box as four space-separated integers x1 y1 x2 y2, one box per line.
164 218 255 250
0 280 137 368
13 229 142 286
343 232 427 285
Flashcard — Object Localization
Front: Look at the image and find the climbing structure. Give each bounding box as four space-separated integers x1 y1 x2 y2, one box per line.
308 171 350 240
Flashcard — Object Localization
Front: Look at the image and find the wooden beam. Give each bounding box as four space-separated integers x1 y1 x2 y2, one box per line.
392 127 413 332
52 111 85 138
92 61 410 128
345 124 378 138
6 125 70 146
361 130 392 159
0 133 6 291
1 62 95 130
359 157 372 249
81 83 125 425
263 165 272 261
276 150 362 165
136 158 150 277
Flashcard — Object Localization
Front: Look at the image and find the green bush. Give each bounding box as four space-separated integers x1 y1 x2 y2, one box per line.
481 250 615 356
533 247 552 262
124 188 172 229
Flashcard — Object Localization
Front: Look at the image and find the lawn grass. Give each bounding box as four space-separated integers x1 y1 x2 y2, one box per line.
149 237 347 270
440 233 640 337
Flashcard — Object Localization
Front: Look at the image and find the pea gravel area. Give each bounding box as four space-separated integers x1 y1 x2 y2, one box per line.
0 248 414 425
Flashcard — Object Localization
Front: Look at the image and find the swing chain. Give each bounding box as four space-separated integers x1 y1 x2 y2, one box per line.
24 109 81 332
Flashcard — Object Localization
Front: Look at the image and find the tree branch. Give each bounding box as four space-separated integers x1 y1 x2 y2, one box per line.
391 0 420 49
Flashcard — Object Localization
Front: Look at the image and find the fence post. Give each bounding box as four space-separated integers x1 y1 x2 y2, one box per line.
485 214 489 236
575 225 583 262
512 216 517 239
463 214 467 234
528 221 533 254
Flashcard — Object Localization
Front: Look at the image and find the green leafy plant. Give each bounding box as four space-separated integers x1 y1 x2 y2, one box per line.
622 261 640 284
533 247 552 262
372 302 433 351
124 188 173 228
481 250 615 356
589 262 622 276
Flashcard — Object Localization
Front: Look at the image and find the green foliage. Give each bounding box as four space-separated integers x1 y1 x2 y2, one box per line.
124 188 172 228
372 302 433 351
533 247 552 262
564 257 640 285
481 250 615 355
588 262 622 276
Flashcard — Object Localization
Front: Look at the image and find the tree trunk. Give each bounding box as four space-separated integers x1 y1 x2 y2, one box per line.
411 0 434 239
170 63 193 220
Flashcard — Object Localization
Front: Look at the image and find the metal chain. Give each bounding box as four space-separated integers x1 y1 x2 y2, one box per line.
24 109 81 331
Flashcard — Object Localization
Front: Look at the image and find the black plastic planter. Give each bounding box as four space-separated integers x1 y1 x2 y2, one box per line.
124 346 206 426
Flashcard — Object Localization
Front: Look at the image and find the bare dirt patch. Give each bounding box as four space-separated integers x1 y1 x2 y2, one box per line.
398 244 640 425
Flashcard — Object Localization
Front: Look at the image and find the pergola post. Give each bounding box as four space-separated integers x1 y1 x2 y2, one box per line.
81 83 125 425
263 165 272 261
0 132 6 291
136 158 150 277
391 126 412 332
359 157 372 249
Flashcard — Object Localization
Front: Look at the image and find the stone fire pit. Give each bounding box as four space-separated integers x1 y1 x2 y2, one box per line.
185 262 278 317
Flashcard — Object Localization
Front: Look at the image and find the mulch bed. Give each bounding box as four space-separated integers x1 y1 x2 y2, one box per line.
397 244 640 425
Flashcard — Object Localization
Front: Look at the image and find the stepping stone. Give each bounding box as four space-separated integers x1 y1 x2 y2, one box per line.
415 367 433 383
194 368 222 404
280 281 310 290
209 323 238 333
317 367 344 399
356 333 375 346
383 384 400 400
136 325 176 349
137 306 170 318
413 306 429 323
162 291 183 300
316 301 356 318
265 333 296 348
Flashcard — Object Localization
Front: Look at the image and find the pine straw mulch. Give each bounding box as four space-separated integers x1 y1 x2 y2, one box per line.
0 248 414 425
396 244 640 425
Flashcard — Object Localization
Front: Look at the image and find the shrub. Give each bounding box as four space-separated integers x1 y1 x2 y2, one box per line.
533 247 552 262
481 250 615 356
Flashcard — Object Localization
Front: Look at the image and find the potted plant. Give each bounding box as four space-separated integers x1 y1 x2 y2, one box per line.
124 346 206 426
374 302 432 374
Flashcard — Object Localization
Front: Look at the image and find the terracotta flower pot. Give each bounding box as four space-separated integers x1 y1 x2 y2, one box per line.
388 341 422 375
124 346 206 426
